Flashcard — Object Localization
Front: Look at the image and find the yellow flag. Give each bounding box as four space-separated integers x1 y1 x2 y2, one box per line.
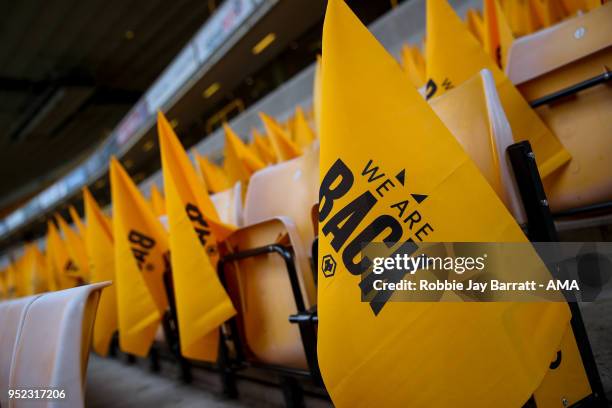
14 247 29 297
46 220 80 288
313 55 323 138
56 213 90 281
318 1 569 406
195 154 231 194
84 186 118 356
247 140 265 164
251 129 277 164
223 123 265 184
25 244 48 294
400 44 427 88
484 0 515 69
0 266 5 299
293 106 316 149
259 112 302 162
149 184 166 217
531 0 566 27
110 157 169 357
69 205 87 239
503 0 541 36
158 111 236 361
425 0 569 178
465 8 485 44
44 240 59 292
561 0 601 14
4 262 17 298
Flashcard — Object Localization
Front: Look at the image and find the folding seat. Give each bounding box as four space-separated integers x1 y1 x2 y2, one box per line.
431 69 603 407
3 282 108 407
221 142 319 371
430 69 526 223
506 3 612 213
0 296 40 405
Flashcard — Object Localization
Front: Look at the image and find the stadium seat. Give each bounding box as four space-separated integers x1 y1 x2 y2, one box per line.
506 3 612 212
0 296 38 401
222 142 319 370
430 69 526 223
211 182 244 227
0 282 108 407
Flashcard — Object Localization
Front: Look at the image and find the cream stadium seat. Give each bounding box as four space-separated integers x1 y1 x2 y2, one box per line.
430 69 526 224
0 282 108 408
0 296 38 402
506 3 612 213
222 142 319 370
211 182 244 227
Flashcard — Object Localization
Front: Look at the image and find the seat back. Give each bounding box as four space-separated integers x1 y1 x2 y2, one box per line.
430 70 526 223
0 296 39 402
506 3 612 212
0 283 108 408
506 3 611 97
224 143 319 369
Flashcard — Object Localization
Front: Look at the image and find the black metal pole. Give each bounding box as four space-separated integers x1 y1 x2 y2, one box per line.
529 70 611 109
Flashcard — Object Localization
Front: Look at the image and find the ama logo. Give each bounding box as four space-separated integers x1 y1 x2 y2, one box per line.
128 230 156 271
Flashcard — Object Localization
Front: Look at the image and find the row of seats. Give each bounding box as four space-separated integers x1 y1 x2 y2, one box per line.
202 69 516 374
506 3 612 212
196 6 610 399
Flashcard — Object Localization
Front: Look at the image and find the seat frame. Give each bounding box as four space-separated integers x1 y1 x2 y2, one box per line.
217 241 322 407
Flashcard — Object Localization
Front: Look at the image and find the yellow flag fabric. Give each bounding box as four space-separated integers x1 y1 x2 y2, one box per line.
318 1 570 406
425 0 569 178
46 220 80 288
0 267 5 299
260 112 302 162
110 158 169 357
158 111 236 362
503 0 541 36
400 44 427 88
84 186 118 356
531 0 566 27
484 0 515 69
4 263 17 298
247 140 265 164
293 106 316 149
15 247 31 297
313 55 323 138
196 154 231 194
561 0 602 14
56 213 90 281
42 246 59 292
150 184 167 217
223 123 265 184
69 205 87 239
465 8 485 44
251 129 277 164
24 244 47 295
